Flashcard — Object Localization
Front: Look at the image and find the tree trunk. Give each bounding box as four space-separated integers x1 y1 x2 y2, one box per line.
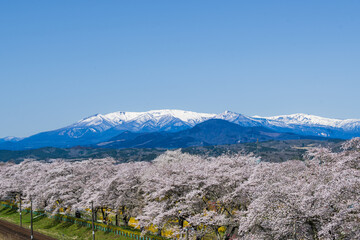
115 214 118 226
215 230 222 240
179 217 184 229
306 219 319 240
101 207 108 224
123 215 130 226
101 208 105 222
120 206 130 226
224 226 238 240
94 208 98 221
157 228 162 236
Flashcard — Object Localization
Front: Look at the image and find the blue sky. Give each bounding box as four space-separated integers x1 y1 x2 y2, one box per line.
1 1 360 137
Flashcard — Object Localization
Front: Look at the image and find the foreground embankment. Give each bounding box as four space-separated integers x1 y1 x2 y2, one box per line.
0 219 56 240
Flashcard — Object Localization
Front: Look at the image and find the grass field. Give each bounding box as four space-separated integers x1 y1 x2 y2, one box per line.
0 206 134 240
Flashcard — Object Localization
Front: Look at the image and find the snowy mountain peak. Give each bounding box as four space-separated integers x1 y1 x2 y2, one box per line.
137 109 215 122
0 136 23 142
1 110 360 150
58 110 360 138
215 111 262 127
59 109 216 138
264 113 350 127
223 110 234 114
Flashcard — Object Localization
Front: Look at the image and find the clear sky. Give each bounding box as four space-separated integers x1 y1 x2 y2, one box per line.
1 1 360 138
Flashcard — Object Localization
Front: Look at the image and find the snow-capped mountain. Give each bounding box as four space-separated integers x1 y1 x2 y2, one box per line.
0 136 23 143
262 113 360 130
0 110 216 149
60 109 216 138
111 109 216 133
254 113 360 138
0 110 359 150
211 111 360 138
214 111 263 127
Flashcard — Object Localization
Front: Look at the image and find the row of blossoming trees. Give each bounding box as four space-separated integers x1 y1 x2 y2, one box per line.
0 138 359 240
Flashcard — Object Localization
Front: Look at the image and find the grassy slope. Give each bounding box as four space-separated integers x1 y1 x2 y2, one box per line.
0 206 133 240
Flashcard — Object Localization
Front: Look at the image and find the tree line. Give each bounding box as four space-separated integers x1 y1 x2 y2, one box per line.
0 138 360 239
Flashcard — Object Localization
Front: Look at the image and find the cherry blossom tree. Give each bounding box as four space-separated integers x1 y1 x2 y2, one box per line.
0 138 359 239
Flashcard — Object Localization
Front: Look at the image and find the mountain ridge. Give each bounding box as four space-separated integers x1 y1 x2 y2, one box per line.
96 119 316 149
1 109 359 150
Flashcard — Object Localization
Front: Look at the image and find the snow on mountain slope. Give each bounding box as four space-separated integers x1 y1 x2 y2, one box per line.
121 110 216 132
1 110 360 150
139 109 215 123
0 136 23 142
214 111 263 127
59 112 143 137
59 109 216 138
249 113 360 138
259 113 360 130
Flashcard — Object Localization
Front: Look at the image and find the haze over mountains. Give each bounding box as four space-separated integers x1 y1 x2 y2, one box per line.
1 109 359 150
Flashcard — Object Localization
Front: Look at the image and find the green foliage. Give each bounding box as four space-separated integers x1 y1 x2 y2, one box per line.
0 205 161 240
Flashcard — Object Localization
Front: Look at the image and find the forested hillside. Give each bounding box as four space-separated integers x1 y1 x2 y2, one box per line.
0 139 343 163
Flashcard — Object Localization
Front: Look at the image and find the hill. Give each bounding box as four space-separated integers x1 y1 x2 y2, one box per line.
96 119 324 149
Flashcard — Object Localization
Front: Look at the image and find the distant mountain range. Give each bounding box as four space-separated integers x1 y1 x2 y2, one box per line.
97 119 319 149
1 109 359 150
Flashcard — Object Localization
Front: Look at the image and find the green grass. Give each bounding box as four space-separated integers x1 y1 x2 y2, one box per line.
0 206 134 240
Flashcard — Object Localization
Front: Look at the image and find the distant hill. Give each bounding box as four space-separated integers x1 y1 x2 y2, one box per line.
182 138 344 163
0 147 165 163
96 119 325 149
0 139 344 163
